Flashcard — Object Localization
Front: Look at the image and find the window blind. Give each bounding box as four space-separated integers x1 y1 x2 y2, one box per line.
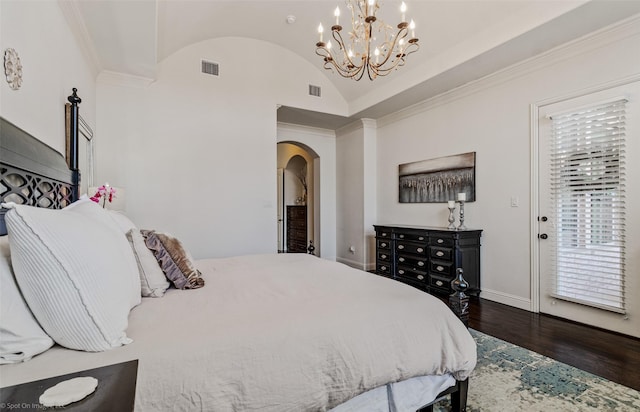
548 99 627 314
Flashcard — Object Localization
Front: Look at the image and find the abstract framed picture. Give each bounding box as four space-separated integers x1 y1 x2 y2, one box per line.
399 152 476 203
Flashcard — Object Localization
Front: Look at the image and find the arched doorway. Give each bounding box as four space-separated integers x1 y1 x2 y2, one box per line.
277 142 318 254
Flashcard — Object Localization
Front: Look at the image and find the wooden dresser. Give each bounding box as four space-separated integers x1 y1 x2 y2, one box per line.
286 205 307 253
374 225 482 295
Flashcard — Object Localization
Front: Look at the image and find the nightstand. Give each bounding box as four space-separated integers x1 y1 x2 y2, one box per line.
0 360 138 411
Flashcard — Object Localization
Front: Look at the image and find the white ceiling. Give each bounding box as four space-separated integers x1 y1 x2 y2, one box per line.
72 0 640 129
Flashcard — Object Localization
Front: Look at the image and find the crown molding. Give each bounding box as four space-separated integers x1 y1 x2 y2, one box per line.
97 70 156 88
277 122 336 139
336 118 377 137
377 14 640 129
57 0 102 77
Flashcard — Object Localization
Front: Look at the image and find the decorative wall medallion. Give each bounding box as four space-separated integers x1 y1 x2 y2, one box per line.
4 48 23 90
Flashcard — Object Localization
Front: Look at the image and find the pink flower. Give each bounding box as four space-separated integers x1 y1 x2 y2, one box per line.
90 184 116 208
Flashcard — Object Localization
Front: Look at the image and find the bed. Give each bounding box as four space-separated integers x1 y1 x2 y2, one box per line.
0 91 476 411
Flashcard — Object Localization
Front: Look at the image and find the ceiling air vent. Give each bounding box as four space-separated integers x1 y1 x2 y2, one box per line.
309 84 321 97
201 60 219 76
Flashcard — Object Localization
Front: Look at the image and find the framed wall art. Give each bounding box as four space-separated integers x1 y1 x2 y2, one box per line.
399 152 476 203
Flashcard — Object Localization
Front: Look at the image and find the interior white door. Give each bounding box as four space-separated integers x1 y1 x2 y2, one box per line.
277 168 284 252
538 81 640 336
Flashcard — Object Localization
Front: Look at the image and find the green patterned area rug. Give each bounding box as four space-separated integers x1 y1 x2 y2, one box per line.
434 329 640 411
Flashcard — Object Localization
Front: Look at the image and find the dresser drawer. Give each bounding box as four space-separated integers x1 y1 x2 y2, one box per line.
429 274 452 292
287 228 306 237
396 232 427 242
397 255 427 270
396 242 427 255
430 260 454 276
376 229 392 239
430 235 454 247
430 246 453 261
377 263 392 275
377 239 391 250
377 251 391 262
397 267 428 283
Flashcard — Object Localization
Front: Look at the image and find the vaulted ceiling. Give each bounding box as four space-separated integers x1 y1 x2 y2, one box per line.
69 0 640 128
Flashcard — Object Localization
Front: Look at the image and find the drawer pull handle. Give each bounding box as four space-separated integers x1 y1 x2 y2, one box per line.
436 265 444 272
418 261 425 267
435 280 444 287
419 237 425 241
417 247 424 253
381 254 387 259
381 243 387 248
398 245 404 250
417 275 424 280
381 266 387 271
382 233 388 237
437 239 444 244
398 270 405 275
436 251 444 257
399 234 404 238
399 257 405 262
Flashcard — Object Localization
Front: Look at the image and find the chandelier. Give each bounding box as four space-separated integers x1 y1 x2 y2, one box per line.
315 1 419 81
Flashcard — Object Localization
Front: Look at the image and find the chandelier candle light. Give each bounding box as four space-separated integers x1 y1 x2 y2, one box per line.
315 0 419 81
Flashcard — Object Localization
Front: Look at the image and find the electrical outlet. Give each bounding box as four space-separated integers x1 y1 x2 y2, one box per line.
510 196 519 207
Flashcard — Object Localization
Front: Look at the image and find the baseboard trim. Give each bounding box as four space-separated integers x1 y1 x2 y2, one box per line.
480 288 532 312
336 257 366 270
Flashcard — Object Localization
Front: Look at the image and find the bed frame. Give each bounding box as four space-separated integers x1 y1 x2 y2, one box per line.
0 122 74 236
0 89 470 412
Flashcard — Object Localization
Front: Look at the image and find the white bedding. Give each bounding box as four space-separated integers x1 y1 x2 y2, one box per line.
0 254 476 411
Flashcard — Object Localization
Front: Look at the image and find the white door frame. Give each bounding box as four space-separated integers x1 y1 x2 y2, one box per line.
529 73 640 314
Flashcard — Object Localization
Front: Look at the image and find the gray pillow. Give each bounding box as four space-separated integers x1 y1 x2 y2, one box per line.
141 230 204 290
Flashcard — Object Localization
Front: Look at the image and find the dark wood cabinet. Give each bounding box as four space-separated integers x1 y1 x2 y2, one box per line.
286 205 307 253
374 225 482 295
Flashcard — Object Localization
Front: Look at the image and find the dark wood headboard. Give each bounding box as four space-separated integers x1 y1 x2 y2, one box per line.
0 90 82 235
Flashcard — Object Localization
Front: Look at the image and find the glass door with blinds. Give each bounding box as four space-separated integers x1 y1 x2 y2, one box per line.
538 82 640 336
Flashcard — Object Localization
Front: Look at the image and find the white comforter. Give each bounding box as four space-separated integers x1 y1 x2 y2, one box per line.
0 254 476 411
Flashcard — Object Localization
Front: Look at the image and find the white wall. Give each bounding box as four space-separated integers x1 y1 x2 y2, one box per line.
373 17 640 325
0 0 96 157
336 123 365 268
335 119 377 270
97 37 345 259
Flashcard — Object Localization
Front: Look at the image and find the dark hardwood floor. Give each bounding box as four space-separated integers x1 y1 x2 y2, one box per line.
466 297 640 391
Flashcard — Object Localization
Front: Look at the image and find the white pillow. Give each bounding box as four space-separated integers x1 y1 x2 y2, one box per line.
3 202 136 352
0 236 54 363
108 210 137 234
63 199 141 309
126 229 170 297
